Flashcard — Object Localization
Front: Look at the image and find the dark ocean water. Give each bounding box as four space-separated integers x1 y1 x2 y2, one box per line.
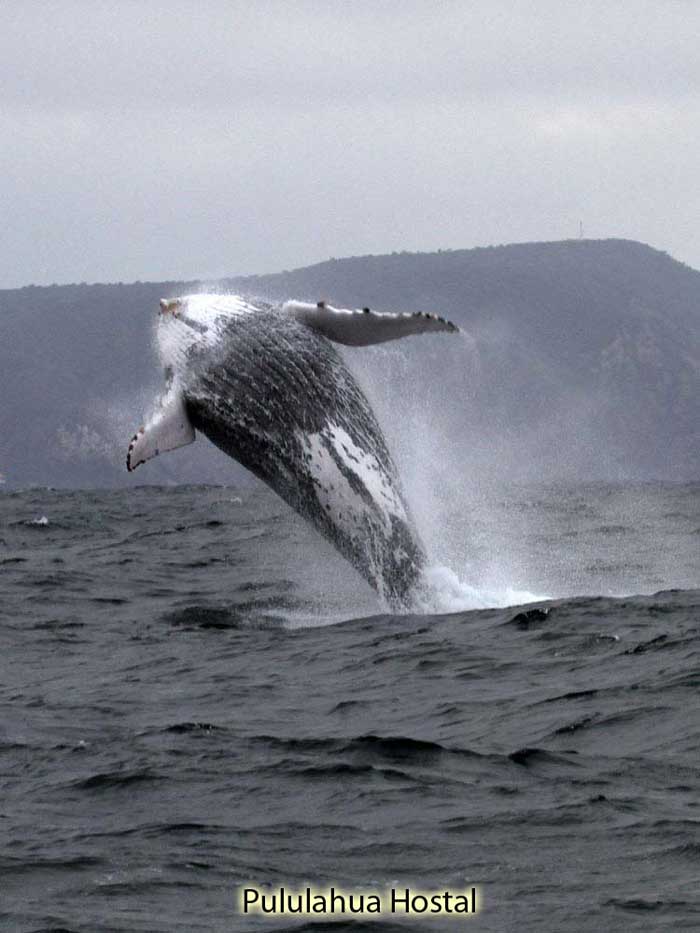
0 482 698 932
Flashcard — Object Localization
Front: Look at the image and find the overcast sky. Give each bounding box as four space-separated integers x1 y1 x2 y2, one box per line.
1 0 698 287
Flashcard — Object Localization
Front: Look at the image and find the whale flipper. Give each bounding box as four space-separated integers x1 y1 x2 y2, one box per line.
127 388 195 472
283 300 459 347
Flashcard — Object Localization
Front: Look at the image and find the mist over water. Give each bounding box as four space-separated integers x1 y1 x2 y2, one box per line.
338 334 695 614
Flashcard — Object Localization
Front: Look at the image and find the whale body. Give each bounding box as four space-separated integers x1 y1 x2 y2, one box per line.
127 295 458 606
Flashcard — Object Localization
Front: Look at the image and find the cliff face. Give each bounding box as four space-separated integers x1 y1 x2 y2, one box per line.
1 239 698 488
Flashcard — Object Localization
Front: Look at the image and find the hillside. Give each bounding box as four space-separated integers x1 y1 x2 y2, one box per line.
1 239 698 488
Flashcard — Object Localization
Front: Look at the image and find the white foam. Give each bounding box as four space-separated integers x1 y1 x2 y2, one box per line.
279 564 547 630
412 564 548 614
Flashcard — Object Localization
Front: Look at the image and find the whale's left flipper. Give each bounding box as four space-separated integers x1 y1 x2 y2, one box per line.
127 388 195 472
283 301 459 347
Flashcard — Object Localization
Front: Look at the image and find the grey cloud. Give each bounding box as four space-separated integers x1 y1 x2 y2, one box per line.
1 0 699 286
2 1 698 111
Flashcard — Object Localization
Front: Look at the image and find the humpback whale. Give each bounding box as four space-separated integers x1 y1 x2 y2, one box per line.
127 295 458 606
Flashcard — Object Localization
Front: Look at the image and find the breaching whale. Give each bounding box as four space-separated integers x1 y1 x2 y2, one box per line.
127 295 458 606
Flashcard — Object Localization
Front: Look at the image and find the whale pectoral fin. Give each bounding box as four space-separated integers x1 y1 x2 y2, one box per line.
126 390 195 472
283 300 459 346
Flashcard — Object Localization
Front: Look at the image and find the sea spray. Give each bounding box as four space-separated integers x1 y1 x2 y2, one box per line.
413 564 547 614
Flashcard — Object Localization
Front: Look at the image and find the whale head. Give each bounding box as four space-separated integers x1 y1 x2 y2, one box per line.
155 294 250 377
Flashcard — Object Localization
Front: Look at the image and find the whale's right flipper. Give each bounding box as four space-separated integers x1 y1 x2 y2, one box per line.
126 388 195 472
283 301 459 346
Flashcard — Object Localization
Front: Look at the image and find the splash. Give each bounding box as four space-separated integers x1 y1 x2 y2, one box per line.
277 564 547 629
26 515 49 527
412 564 548 614
341 337 552 611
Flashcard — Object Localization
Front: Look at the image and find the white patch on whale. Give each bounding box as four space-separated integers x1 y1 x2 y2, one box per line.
299 422 407 535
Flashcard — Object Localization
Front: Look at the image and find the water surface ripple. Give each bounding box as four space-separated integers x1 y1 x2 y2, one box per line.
1 484 698 932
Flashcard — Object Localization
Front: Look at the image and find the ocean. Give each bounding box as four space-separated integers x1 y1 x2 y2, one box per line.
0 481 698 932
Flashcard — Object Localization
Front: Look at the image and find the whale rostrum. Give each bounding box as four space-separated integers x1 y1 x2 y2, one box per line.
127 295 459 606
